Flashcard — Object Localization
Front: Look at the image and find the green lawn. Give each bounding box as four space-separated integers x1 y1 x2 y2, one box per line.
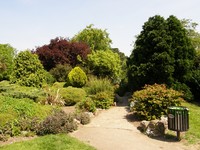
182 101 200 144
0 134 96 150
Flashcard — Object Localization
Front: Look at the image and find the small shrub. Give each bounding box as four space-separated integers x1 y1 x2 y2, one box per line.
171 81 193 101
184 70 200 101
130 84 183 120
92 92 114 109
60 86 86 106
66 67 87 88
36 110 77 135
75 113 90 125
41 88 64 106
44 71 55 85
18 117 40 132
85 76 114 95
50 64 72 82
76 98 96 113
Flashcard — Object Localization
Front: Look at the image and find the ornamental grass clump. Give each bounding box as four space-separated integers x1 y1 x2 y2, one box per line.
130 84 183 120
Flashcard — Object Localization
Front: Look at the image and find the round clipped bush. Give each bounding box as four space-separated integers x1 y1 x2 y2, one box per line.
129 84 183 120
66 67 87 88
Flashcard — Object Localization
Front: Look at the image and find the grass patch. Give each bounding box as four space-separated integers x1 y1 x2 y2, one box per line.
181 101 200 144
164 102 200 144
0 95 53 122
0 134 96 150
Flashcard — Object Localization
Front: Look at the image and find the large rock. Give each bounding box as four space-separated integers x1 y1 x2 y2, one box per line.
138 120 150 132
138 118 167 137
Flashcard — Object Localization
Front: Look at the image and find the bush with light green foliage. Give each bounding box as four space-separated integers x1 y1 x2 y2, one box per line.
66 67 87 88
60 86 87 106
0 44 15 81
84 76 114 95
76 97 96 113
10 50 46 87
72 24 112 51
130 84 183 120
87 50 122 82
92 91 114 109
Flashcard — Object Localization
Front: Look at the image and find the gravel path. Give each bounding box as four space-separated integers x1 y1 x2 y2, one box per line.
70 104 191 150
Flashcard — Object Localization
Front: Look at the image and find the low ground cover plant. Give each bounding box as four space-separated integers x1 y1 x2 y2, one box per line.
36 110 78 135
0 95 54 140
0 81 46 102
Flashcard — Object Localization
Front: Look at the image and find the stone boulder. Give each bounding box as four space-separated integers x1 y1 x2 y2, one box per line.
138 116 168 137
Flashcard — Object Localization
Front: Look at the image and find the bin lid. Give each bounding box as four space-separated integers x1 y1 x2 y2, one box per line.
168 106 189 111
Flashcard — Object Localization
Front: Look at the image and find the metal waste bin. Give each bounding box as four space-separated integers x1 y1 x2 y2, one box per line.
168 106 189 140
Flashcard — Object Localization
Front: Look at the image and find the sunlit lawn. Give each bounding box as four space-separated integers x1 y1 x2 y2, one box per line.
0 134 96 150
181 101 200 144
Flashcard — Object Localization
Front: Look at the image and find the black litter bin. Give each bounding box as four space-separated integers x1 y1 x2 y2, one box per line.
168 106 189 140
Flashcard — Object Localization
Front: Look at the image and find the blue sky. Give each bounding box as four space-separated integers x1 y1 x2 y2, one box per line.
1 0 200 56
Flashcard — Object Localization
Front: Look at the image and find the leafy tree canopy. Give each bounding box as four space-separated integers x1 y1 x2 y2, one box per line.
34 37 90 71
87 49 122 82
0 44 15 80
72 24 112 51
10 50 46 87
181 19 200 51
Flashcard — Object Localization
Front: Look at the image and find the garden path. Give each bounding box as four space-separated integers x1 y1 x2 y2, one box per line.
70 96 192 150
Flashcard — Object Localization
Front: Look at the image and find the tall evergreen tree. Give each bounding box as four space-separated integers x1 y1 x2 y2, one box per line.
166 15 196 83
128 15 196 99
128 15 174 90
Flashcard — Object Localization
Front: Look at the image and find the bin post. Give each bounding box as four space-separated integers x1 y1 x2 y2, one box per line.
168 106 189 141
177 131 180 141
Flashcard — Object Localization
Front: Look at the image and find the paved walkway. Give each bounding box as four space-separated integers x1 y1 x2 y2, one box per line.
70 104 190 150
